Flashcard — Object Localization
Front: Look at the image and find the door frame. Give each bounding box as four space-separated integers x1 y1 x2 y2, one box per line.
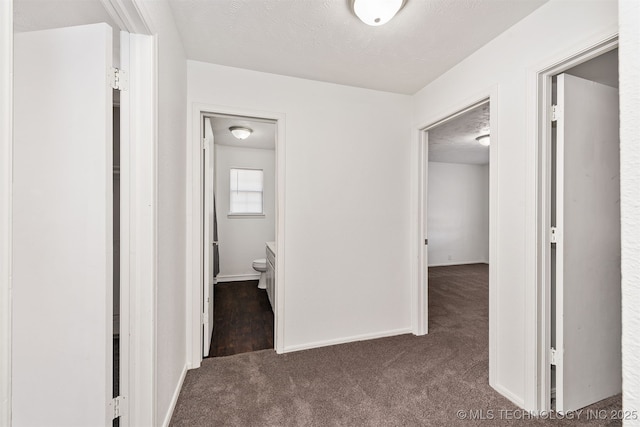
527 32 618 414
187 103 286 368
414 87 498 388
0 1 12 424
0 0 157 424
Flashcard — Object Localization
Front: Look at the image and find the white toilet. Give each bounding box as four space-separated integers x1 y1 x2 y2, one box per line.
252 258 267 289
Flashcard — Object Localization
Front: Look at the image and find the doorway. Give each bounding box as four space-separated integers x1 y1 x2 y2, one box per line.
422 100 491 380
546 48 621 413
189 105 286 366
416 93 498 384
202 114 276 358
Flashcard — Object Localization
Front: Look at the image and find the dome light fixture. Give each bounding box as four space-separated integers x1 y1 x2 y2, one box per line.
476 134 490 147
352 0 406 26
229 126 253 140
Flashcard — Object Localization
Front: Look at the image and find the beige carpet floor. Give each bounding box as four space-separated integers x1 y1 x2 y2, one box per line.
170 264 621 426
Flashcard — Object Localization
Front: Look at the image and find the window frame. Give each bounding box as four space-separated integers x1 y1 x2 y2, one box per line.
227 167 265 218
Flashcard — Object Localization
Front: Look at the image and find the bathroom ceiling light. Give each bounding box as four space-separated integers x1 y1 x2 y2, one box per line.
476 134 490 147
352 0 406 26
229 126 253 140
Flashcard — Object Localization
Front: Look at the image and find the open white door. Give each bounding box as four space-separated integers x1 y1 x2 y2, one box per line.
202 117 216 356
554 73 621 412
13 24 114 425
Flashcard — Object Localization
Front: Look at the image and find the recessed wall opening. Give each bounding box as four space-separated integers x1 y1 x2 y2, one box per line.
201 113 277 359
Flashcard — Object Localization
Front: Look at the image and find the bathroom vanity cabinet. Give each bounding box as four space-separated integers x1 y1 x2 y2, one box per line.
266 242 276 310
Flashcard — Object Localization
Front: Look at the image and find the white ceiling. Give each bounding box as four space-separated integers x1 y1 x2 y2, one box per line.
428 102 489 165
13 0 119 32
168 0 548 94
13 0 548 94
208 115 276 151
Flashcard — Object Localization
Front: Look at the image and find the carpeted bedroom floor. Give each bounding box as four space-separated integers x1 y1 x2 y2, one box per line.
169 264 621 426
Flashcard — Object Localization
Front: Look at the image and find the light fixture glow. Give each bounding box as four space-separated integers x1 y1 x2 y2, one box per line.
476 134 490 147
229 126 253 140
352 0 405 26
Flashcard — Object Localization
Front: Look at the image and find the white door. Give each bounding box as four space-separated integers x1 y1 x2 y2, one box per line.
202 117 216 356
554 73 621 412
13 24 114 426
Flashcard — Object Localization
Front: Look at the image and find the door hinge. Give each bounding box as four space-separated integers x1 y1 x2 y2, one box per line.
550 348 558 366
551 104 561 122
550 226 558 244
201 312 207 325
108 67 129 91
424 239 428 245
202 138 211 150
110 396 125 420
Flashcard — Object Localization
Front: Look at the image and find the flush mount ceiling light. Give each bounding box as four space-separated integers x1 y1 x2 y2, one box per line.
476 134 490 147
229 126 253 140
352 0 406 26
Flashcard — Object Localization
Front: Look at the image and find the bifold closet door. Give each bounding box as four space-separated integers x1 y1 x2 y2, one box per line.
13 23 113 426
554 73 621 413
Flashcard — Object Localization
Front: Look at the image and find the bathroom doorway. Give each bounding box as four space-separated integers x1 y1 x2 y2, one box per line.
201 113 277 358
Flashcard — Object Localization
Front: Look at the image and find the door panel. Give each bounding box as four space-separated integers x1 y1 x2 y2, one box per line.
13 24 113 426
555 73 621 412
202 117 215 356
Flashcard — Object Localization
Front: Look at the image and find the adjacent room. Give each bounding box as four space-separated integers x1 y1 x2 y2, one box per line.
425 101 490 365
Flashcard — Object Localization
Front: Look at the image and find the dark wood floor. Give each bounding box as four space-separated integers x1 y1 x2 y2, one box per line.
206 280 274 358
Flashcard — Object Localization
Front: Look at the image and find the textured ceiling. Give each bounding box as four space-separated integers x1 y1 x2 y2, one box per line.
13 0 119 32
428 103 489 165
168 0 548 94
208 115 276 151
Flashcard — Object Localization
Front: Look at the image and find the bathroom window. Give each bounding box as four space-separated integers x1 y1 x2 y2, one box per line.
229 168 264 216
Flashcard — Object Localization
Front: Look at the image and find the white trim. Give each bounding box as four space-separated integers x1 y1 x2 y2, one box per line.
227 213 266 218
125 32 157 427
493 383 525 409
100 0 154 35
283 328 412 353
525 29 618 413
0 1 12 424
160 364 187 427
216 273 261 282
428 261 489 268
187 103 286 368
413 88 498 390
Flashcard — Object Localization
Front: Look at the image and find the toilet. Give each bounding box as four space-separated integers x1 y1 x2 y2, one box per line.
252 258 267 289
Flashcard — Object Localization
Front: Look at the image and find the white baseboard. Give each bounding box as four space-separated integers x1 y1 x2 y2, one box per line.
428 260 489 267
216 273 260 282
492 382 525 408
283 327 412 353
161 364 187 427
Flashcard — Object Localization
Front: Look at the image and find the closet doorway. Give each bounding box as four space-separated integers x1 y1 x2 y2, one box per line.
545 47 621 413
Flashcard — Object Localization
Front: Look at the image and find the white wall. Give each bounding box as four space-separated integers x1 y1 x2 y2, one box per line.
188 61 413 351
139 1 188 425
412 0 617 408
619 0 640 422
215 145 275 279
427 162 489 266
